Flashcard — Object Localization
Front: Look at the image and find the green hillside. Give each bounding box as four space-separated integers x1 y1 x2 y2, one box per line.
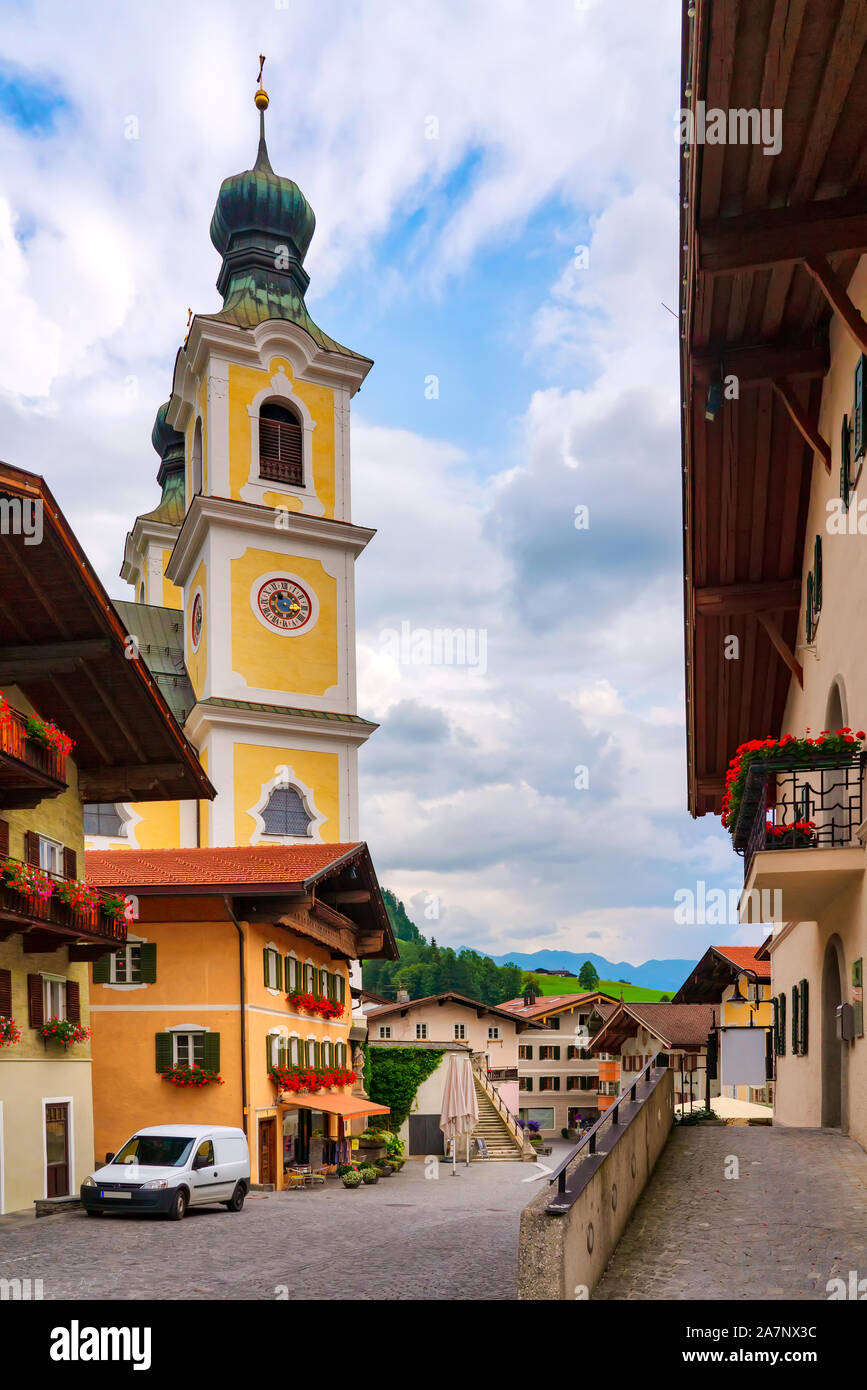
524 973 670 1002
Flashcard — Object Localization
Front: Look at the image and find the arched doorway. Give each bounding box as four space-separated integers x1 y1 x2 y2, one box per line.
821 935 848 1130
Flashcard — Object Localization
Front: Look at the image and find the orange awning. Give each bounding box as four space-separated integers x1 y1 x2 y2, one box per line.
278 1093 390 1119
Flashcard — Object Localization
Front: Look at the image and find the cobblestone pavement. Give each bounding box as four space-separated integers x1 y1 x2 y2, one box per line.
593 1125 867 1301
0 1157 544 1301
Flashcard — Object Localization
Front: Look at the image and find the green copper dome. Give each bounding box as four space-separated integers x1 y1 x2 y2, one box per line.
142 402 186 526
209 128 315 305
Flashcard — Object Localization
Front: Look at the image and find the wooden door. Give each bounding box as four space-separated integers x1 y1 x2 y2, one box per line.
45 1103 70 1198
259 1117 277 1185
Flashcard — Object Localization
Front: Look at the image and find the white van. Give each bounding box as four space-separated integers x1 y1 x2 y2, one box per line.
80 1124 250 1221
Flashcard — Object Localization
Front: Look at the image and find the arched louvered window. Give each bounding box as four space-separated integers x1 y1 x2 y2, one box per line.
261 784 312 837
259 402 303 487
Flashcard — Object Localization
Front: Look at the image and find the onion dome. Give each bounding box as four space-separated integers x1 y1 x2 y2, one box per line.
209 73 315 309
142 402 186 526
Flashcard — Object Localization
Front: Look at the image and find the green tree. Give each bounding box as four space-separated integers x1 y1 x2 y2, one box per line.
578 960 600 990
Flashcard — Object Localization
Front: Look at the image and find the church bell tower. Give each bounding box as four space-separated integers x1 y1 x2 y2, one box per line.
108 62 377 851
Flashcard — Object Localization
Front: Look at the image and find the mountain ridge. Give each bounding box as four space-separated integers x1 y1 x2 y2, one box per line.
487 949 695 994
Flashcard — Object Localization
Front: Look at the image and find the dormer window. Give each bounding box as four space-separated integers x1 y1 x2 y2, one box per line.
261 783 312 837
259 402 303 487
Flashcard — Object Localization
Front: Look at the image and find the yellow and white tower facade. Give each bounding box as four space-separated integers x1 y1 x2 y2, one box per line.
97 74 377 852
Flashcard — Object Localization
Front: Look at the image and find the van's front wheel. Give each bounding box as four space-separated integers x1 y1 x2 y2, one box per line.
224 1183 246 1212
167 1188 188 1221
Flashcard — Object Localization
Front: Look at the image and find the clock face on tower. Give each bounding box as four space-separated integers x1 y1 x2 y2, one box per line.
253 575 316 634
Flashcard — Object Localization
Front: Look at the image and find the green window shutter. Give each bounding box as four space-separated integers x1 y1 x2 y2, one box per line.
553 1046 560 1060
92 954 111 985
139 942 157 983
791 985 799 1054
524 1077 532 1092
805 572 815 643
765 1025 774 1080
814 536 822 613
842 414 852 510
800 978 809 1054
266 1035 273 1072
778 993 787 1056
554 1077 560 1091
202 1032 220 1071
155 1032 173 1073
263 948 270 987
314 1040 322 1069
337 973 345 1003
855 354 865 459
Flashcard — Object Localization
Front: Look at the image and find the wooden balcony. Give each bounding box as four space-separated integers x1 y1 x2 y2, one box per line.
0 862 127 959
0 704 68 809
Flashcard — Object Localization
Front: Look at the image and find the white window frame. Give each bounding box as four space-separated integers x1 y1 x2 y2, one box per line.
42 975 66 1021
379 1026 391 1039
109 940 143 985
264 945 281 992
416 1022 428 1039
454 1023 466 1040
488 1026 500 1040
38 837 63 875
172 1030 206 1068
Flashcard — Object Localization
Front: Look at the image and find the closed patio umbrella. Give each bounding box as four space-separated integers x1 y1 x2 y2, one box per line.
439 1052 479 1175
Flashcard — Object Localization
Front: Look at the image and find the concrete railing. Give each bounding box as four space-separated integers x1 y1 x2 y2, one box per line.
517 1065 674 1298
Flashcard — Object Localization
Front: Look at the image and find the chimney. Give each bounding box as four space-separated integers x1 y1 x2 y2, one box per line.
396 988 410 1004
523 984 537 1007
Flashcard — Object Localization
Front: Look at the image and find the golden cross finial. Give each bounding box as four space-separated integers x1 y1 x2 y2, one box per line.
255 54 269 111
186 307 193 328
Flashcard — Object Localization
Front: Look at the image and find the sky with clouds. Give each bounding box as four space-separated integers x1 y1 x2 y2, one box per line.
0 0 760 969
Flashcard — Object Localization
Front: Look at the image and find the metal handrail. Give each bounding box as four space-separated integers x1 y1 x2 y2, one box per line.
471 1056 525 1148
546 1051 665 1211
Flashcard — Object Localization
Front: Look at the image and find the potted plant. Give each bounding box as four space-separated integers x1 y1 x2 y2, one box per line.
0 1016 21 1047
2 860 54 903
764 819 817 850
373 1157 393 1177
41 1018 91 1047
359 1166 379 1184
341 1169 363 1189
722 729 865 837
24 712 74 757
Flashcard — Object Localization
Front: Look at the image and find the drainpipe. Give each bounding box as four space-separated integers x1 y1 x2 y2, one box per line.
224 896 248 1136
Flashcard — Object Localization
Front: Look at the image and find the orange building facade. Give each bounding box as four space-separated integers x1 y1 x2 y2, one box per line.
86 844 395 1186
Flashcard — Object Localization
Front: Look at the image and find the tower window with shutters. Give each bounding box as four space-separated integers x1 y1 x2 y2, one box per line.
262 783 312 837
259 402 304 486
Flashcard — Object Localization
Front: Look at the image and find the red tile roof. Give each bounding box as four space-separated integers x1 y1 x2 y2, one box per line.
86 843 367 891
499 991 618 1020
712 945 771 981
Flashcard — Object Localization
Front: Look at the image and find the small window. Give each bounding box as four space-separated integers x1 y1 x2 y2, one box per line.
259 403 303 487
111 943 142 984
43 977 66 1020
379 1026 391 1039
519 1044 532 1060
83 804 126 838
549 1017 560 1030
416 1022 428 1039
322 1040 332 1067
539 1076 559 1092
289 1036 300 1066
174 1031 205 1067
488 1026 500 1040
285 956 299 993
454 1023 466 1040
261 784 313 838
264 948 282 991
38 837 63 874
304 963 315 994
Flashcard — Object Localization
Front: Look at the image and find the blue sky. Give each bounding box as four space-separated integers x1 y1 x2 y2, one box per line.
0 0 754 968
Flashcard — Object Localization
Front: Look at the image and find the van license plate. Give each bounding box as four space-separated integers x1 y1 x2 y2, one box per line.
101 1191 131 1199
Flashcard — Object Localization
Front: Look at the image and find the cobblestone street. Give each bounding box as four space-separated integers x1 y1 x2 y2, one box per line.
0 1158 540 1301
593 1125 867 1301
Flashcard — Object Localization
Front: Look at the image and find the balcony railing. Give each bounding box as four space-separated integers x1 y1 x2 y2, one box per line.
487 1067 518 1082
734 752 866 881
0 862 127 946
0 704 68 808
